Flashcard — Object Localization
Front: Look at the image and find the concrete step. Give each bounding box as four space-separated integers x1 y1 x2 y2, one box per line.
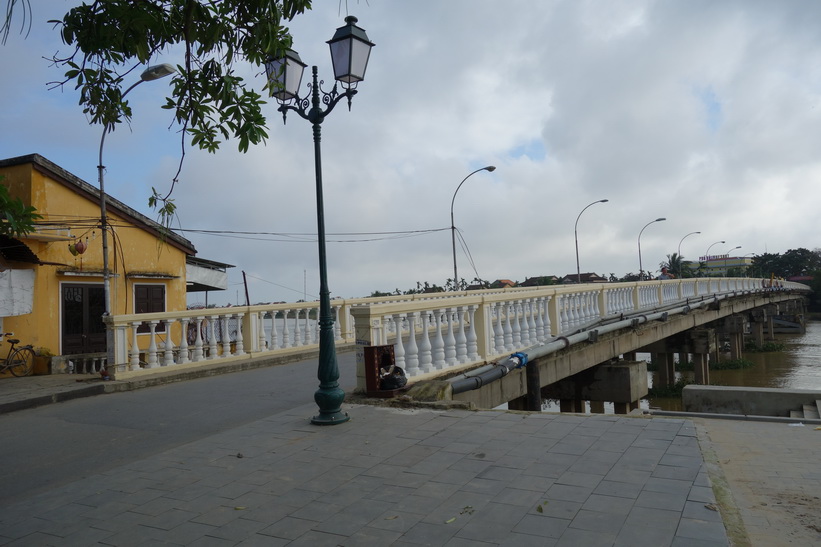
803 404 820 420
790 409 804 419
816 400 821 416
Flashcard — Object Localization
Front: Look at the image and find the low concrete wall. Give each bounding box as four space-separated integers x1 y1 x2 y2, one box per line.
683 385 821 417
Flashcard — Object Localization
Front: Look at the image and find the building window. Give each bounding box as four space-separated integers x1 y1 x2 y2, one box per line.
135 284 166 333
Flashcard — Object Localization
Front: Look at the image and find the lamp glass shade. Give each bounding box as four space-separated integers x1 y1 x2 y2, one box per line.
327 16 374 84
265 49 307 100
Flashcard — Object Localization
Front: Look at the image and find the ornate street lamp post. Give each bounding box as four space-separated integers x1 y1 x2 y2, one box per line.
637 217 666 280
266 16 374 425
574 199 608 283
450 166 495 290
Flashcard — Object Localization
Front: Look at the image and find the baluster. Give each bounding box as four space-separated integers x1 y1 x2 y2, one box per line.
527 299 537 344
404 312 420 376
178 318 190 364
333 305 342 341
444 308 457 366
503 303 514 350
257 312 267 351
234 313 245 355
511 303 522 348
163 320 175 365
302 308 312 345
493 302 505 354
466 305 479 361
207 315 219 359
146 320 160 368
418 312 433 373
559 295 570 334
392 313 406 369
534 298 546 342
432 310 446 369
130 321 141 370
520 301 531 347
270 311 279 350
569 293 580 328
192 317 204 361
455 306 468 363
221 315 231 357
293 309 302 347
281 309 291 348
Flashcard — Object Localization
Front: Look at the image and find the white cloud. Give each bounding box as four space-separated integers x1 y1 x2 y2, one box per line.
3 0 821 304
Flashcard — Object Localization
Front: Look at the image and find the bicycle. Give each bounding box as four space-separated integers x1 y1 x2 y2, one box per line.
0 333 34 377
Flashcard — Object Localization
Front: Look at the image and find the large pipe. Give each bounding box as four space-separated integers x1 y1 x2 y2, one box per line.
449 293 730 395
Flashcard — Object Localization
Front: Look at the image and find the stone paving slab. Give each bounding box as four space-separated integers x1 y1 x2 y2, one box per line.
0 405 728 546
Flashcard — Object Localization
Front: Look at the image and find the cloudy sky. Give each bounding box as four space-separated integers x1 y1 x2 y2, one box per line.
3 1 821 305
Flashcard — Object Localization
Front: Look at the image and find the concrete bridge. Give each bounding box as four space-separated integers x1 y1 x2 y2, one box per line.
98 277 809 412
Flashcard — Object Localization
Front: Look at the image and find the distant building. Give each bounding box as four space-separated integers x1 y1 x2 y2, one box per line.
561 272 607 284
689 255 754 276
519 275 559 287
490 279 516 289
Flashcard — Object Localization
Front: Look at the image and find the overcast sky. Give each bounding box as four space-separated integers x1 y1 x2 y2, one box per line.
3 1 821 305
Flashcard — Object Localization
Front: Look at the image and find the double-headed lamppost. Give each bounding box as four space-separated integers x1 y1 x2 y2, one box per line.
98 63 176 318
574 199 608 283
450 166 496 290
266 16 374 425
637 217 666 280
676 231 700 276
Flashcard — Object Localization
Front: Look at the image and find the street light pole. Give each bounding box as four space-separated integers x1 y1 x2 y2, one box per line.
703 240 725 275
637 217 666 280
450 166 495 290
574 199 608 284
267 16 374 425
98 63 175 319
723 245 742 276
676 231 700 277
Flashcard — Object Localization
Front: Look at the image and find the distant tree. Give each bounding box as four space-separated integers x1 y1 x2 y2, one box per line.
0 180 41 237
660 253 684 277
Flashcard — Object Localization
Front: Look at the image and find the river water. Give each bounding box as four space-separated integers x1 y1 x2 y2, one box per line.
535 320 821 413
646 320 821 411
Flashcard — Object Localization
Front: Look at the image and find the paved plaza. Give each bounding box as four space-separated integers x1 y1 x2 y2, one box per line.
1 368 819 546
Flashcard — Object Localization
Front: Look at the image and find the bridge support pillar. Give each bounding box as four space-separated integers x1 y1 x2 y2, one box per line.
559 398 585 413
654 352 676 388
693 353 709 384
546 361 647 415
613 401 639 414
751 321 765 347
729 332 743 360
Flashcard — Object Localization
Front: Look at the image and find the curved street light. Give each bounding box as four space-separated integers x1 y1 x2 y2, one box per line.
704 240 725 259
450 166 496 290
638 217 666 280
266 16 374 425
723 245 742 276
676 231 700 276
98 63 176 320
574 199 608 283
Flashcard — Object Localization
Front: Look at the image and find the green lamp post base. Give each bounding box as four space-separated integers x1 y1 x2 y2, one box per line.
311 384 350 425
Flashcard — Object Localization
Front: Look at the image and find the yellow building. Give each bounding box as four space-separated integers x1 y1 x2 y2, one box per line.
0 154 224 372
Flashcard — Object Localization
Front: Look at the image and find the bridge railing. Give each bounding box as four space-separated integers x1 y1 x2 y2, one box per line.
104 277 801 381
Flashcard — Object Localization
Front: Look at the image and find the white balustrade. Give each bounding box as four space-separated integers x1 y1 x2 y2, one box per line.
105 278 798 381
